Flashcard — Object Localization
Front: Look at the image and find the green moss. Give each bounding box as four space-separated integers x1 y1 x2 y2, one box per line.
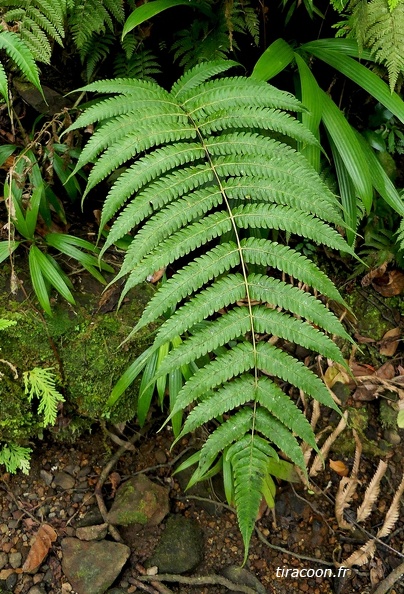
0 264 156 445
344 290 393 341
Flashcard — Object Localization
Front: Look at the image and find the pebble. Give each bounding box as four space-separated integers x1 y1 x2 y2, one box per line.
9 551 22 568
6 571 18 589
40 470 54 486
28 586 46 594
0 551 8 569
53 471 75 490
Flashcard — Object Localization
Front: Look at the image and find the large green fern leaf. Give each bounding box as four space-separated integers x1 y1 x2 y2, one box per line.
67 61 353 559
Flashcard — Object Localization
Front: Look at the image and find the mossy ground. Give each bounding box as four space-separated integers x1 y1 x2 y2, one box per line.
0 263 155 445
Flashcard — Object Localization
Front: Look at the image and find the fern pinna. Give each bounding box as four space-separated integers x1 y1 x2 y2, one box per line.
67 61 353 558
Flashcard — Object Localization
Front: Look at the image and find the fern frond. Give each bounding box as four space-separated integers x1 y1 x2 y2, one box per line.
233 204 354 253
23 367 65 427
114 48 161 81
228 433 271 561
171 59 239 99
0 0 66 64
70 63 353 559
80 33 115 80
365 0 404 91
0 30 42 99
68 0 124 50
241 237 346 303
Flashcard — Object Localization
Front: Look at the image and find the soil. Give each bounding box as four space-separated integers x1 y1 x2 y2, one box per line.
0 400 403 594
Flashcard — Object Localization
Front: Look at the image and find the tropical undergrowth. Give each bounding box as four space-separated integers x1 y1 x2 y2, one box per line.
65 60 356 558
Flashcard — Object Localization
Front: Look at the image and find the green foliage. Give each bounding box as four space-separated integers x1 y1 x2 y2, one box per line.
332 0 404 92
0 443 32 474
0 0 66 63
68 0 124 52
23 368 64 427
0 124 113 315
123 0 259 69
251 38 404 248
0 29 42 105
68 61 353 559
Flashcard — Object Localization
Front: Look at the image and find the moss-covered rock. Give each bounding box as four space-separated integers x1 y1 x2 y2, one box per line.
0 267 155 445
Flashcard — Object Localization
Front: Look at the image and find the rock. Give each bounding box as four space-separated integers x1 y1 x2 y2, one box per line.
28 586 47 594
53 471 75 490
0 551 8 569
62 538 130 594
75 508 104 528
107 475 169 527
76 524 109 541
148 515 203 574
9 551 22 568
5 571 17 590
221 565 267 594
39 470 53 486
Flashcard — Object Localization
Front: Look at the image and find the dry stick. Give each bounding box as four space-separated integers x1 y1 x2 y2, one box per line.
255 527 335 567
138 573 259 594
94 430 143 543
372 561 404 594
130 577 166 594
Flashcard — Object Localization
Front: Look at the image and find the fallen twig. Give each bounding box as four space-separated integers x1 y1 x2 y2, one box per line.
137 573 259 593
372 561 404 594
135 565 174 594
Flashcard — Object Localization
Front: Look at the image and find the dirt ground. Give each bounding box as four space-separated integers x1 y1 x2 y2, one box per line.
0 411 403 594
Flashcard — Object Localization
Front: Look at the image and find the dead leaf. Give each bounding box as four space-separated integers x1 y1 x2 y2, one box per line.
22 523 57 573
372 270 404 297
330 459 349 476
352 385 380 401
109 471 121 497
147 267 166 283
343 538 376 568
354 333 376 344
324 363 352 389
361 262 388 286
351 362 375 377
375 361 396 380
379 328 401 357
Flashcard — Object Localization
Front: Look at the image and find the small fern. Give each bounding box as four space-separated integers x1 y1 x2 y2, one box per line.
68 0 124 52
67 60 353 559
0 443 32 474
172 0 259 68
114 47 161 81
23 367 64 427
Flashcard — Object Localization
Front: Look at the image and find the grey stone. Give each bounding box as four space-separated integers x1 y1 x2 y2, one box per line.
9 551 22 568
148 515 203 574
107 475 169 527
76 524 108 541
6 571 17 590
39 470 53 486
53 471 75 490
61 537 130 594
221 565 267 594
0 551 8 569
